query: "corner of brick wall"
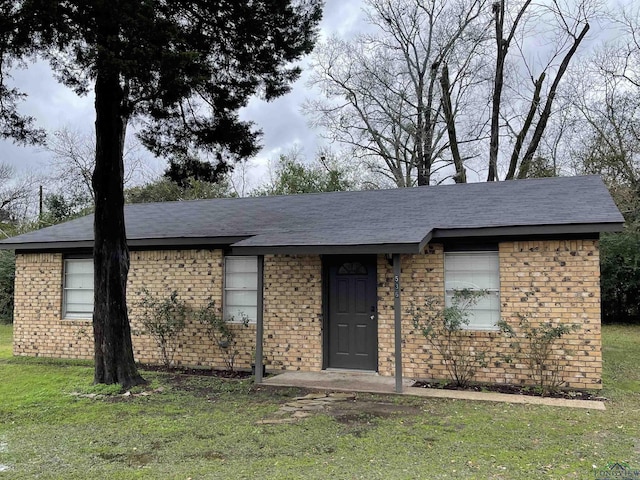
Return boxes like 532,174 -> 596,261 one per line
378,240 -> 602,390
13,253 -> 93,359
498,240 -> 601,389
263,254 -> 323,371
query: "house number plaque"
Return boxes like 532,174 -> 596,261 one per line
394,274 -> 399,298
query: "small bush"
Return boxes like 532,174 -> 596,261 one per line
498,315 -> 580,395
410,289 -> 489,388
197,299 -> 249,372
137,289 -> 187,367
0,250 -> 15,324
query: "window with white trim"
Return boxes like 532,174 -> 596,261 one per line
224,256 -> 258,323
63,258 -> 94,319
444,251 -> 500,330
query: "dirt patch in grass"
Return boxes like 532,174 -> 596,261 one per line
325,398 -> 424,437
97,451 -> 153,467
155,372 -> 313,405
260,389 -> 425,430
412,381 -> 607,400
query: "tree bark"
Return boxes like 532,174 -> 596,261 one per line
440,63 -> 466,183
487,0 -> 505,182
488,0 -> 533,181
415,78 -> 427,186
91,12 -> 145,388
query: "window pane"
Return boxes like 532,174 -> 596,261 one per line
66,302 -> 93,313
225,306 -> 257,323
337,262 -> 368,275
65,259 -> 93,275
65,289 -> 93,305
64,272 -> 93,289
226,256 -> 258,274
225,290 -> 257,307
468,309 -> 497,329
64,259 -> 94,318
225,272 -> 258,289
446,253 -> 498,272
224,256 -> 258,323
444,251 -> 500,330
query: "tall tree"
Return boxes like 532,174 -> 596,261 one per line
305,0 -> 487,187
0,0 -> 322,387
486,0 -> 592,181
307,0 -> 596,185
0,162 -> 35,222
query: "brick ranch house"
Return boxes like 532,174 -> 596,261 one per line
0,175 -> 624,392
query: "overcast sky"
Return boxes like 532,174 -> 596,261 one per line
1,0 -> 628,194
0,0 -> 366,190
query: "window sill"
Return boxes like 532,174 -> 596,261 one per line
461,327 -> 500,333
61,317 -> 92,323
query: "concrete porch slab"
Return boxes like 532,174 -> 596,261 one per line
262,371 -> 414,394
260,371 -> 606,410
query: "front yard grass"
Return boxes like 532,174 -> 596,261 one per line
0,323 -> 638,479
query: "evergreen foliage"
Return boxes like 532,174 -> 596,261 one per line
254,154 -> 353,196
0,0 -> 322,386
0,250 -> 14,324
125,178 -> 236,204
600,231 -> 640,324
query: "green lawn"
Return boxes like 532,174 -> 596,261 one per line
0,324 -> 638,479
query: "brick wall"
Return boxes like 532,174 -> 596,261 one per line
13,249 -> 256,369
498,240 -> 601,389
13,253 -> 93,359
379,240 -> 602,389
126,249 -> 257,368
13,239 -> 602,388
377,245 -> 445,379
263,254 -> 323,371
12,250 -> 324,372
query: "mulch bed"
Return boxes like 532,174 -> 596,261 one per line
411,380 -> 607,401
140,364 -> 254,379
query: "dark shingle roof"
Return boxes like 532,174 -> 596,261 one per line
0,175 -> 624,253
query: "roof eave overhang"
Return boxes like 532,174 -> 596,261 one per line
3,236 -> 249,252
2,222 -> 624,253
229,242 -> 421,256
430,222 -> 624,239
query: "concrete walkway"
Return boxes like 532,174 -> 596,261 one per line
261,371 -> 606,410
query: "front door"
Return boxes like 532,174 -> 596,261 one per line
327,257 -> 377,370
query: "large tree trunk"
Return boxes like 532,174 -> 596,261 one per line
92,15 -> 145,388
487,0 -> 505,182
440,63 -> 466,183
